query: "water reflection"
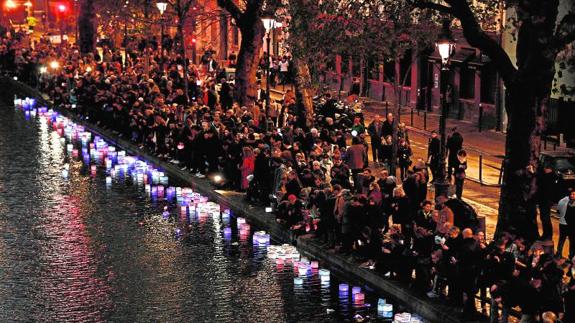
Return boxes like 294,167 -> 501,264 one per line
0,102 -> 420,322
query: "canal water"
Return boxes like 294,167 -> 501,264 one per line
0,102 -> 418,323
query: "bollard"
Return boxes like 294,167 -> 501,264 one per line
423,111 -> 427,130
498,160 -> 505,185
479,154 -> 483,185
410,108 -> 414,126
478,103 -> 483,132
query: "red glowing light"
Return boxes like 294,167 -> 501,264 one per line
57,4 -> 67,13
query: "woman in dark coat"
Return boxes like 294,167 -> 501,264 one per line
389,187 -> 412,238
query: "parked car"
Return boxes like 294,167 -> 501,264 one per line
539,150 -> 575,202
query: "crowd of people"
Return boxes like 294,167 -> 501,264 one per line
2,28 -> 575,322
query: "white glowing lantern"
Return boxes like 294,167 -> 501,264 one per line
156,1 -> 167,15
261,14 -> 277,32
436,20 -> 455,68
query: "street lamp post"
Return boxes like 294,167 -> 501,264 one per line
156,1 -> 167,53
261,13 -> 276,131
434,20 -> 455,200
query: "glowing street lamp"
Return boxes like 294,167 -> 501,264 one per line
5,0 -> 17,9
57,3 -> 67,13
436,26 -> 455,69
156,1 -> 167,15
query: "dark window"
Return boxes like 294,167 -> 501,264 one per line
368,58 -> 380,80
399,50 -> 412,86
384,59 -> 395,83
459,65 -> 475,99
352,57 -> 361,77
326,55 -> 336,72
341,55 -> 349,75
480,64 -> 496,104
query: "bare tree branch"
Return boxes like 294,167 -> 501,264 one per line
411,0 -> 453,15
217,0 -> 243,21
445,0 -> 517,86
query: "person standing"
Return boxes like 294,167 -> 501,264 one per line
345,136 -> 367,193
397,139 -> 412,180
240,146 -> 255,191
279,56 -> 290,85
565,190 -> 575,260
367,114 -> 384,165
446,127 -> 463,178
556,190 -> 575,257
382,113 -> 394,139
537,163 -> 558,240
453,150 -> 467,199
427,130 -> 441,183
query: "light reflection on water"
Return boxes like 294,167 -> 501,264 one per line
0,105 -> 410,322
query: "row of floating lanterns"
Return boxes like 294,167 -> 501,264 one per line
14,96 -> 424,323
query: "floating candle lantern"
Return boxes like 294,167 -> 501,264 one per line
354,292 -> 365,303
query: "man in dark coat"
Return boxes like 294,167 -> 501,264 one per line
367,114 -> 385,165
382,112 -> 394,139
458,228 -> 481,318
537,163 -> 558,240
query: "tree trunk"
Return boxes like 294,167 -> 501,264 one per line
293,57 -> 314,129
494,0 -> 558,241
77,0 -> 96,55
235,19 -> 264,106
495,81 -> 549,241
